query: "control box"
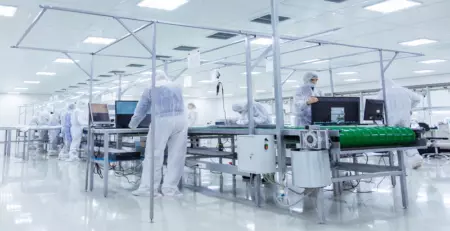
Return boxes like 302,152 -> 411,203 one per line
237,135 -> 276,174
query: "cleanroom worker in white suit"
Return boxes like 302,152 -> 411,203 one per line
294,72 -> 322,126
47,112 -> 61,156
187,103 -> 198,127
68,101 -> 88,162
59,103 -> 75,160
377,78 -> 424,169
232,102 -> 271,125
129,70 -> 188,197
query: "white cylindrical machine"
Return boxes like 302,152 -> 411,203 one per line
291,150 -> 332,188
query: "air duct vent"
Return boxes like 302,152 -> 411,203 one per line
207,32 -> 238,40
109,70 -> 126,74
127,63 -> 146,68
173,45 -> 199,51
98,75 -> 113,78
251,14 -> 290,25
324,0 -> 347,3
156,55 -> 172,59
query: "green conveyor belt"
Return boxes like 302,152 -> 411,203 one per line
285,126 -> 416,148
192,125 -> 417,148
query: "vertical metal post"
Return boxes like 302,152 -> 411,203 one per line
388,151 -> 396,186
85,55 -> 94,191
231,137 -> 237,196
329,68 -> 335,96
379,50 -> 389,125
397,150 -> 409,209
103,133 -> 109,197
244,36 -> 255,135
271,0 -> 286,180
426,87 -> 432,125
149,22 -> 157,223
118,75 -> 122,100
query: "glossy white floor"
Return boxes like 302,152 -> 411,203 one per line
1,155 -> 450,231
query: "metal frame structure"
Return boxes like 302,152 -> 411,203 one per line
12,0 -> 425,224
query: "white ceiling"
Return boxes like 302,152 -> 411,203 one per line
1,0 -> 450,100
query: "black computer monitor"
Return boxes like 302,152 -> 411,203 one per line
89,103 -> 110,125
311,97 -> 360,125
364,99 -> 384,121
115,101 -> 151,128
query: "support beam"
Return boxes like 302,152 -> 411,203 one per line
383,52 -> 399,73
281,70 -> 296,86
251,45 -> 272,72
244,36 -> 255,135
115,18 -> 154,56
329,69 -> 335,96
15,9 -> 47,46
284,50 -> 375,68
271,0 -> 286,182
379,50 -> 389,125
64,53 -> 91,78
94,22 -> 153,54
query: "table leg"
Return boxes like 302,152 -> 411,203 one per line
7,130 -> 12,157
389,151 -> 397,187
3,130 -> 7,156
219,157 -> 224,193
231,138 -> 236,196
103,134 -> 110,197
397,150 -> 409,209
254,174 -> 262,207
316,188 -> 326,224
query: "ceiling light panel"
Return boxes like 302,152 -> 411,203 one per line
364,0 -> 421,14
414,70 -> 435,74
251,14 -> 290,25
14,87 -> 28,90
344,78 -> 361,82
36,72 -> 56,76
0,5 -> 17,17
207,32 -> 238,40
399,39 -> 437,47
138,0 -> 188,11
54,58 -> 78,64
419,59 -> 447,64
24,81 -> 40,84
337,71 -> 358,75
83,37 -> 116,45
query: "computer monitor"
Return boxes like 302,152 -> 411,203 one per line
89,103 -> 111,125
115,101 -> 151,128
364,99 -> 384,121
311,97 -> 360,125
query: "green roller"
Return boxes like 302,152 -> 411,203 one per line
325,126 -> 416,148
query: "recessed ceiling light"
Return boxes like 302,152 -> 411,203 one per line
419,59 -> 447,64
399,39 -> 437,47
256,90 -> 267,93
414,70 -> 435,74
36,72 -> 56,76
137,0 -> 188,11
312,60 -> 330,64
141,71 -> 153,75
111,86 -> 119,89
241,72 -> 261,75
198,80 -> 214,83
24,81 -> 40,84
344,78 -> 361,82
14,87 -> 28,90
138,78 -> 151,83
54,58 -> 79,64
0,5 -> 17,17
251,38 -> 273,46
302,59 -> 320,63
240,86 -> 248,89
224,94 -> 233,97
123,94 -> 133,97
83,37 -> 116,45
337,71 -> 358,75
113,80 -> 130,84
7,92 -> 20,94
94,86 -> 106,89
364,0 -> 421,14
285,80 -> 297,83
